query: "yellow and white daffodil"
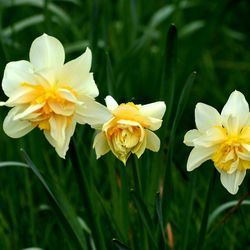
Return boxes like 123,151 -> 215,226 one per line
184,90 -> 250,194
0,34 -> 110,158
93,95 -> 166,164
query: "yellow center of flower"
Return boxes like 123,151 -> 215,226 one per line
103,102 -> 148,164
212,126 -> 250,171
22,83 -> 77,130
112,102 -> 150,128
109,125 -> 140,149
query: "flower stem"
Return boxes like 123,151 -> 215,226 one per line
181,172 -> 197,250
69,138 -> 107,250
131,156 -> 142,195
195,168 -> 217,250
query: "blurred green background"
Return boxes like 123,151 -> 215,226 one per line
0,0 -> 250,249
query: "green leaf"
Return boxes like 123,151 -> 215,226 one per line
20,248 -> 45,250
195,169 -> 217,250
68,139 -> 107,250
2,0 -> 71,24
2,15 -> 44,36
179,20 -> 205,38
162,71 -> 197,219
170,71 -> 197,130
0,161 -> 28,168
160,24 -> 177,122
155,192 -> 166,249
106,51 -> 115,96
222,26 -> 246,41
112,238 -> 130,250
65,41 -> 89,54
208,200 -> 250,229
77,216 -> 91,234
130,189 -> 157,248
148,5 -> 175,29
95,190 -> 125,242
181,173 -> 197,250
21,149 -> 88,250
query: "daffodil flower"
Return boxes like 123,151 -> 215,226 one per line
0,34 -> 110,158
93,95 -> 166,164
184,90 -> 250,194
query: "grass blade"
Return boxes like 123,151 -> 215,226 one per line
195,168 -> 217,250
155,192 -> 166,249
130,189 -> 157,249
162,71 -> 197,220
21,149 -> 88,250
106,51 -> 115,96
0,161 -> 28,168
20,248 -> 45,250
2,0 -> 72,24
160,24 -> 177,123
2,15 -> 44,36
181,173 -> 197,250
208,200 -> 250,229
68,139 -> 107,250
112,238 -> 130,250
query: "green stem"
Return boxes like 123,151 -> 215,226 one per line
195,168 -> 217,250
24,170 -> 36,245
69,139 -> 107,250
119,164 -> 129,242
181,173 -> 197,250
131,157 -> 141,195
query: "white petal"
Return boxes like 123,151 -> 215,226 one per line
221,90 -> 249,131
184,129 -> 202,146
134,136 -> 147,158
147,117 -> 163,131
35,68 -> 57,86
227,159 -> 239,174
30,34 -> 65,71
145,130 -> 160,152
105,95 -> 118,111
195,103 -> 222,132
237,151 -> 250,161
58,48 -> 98,98
220,170 -> 246,195
245,114 -> 250,126
48,101 -> 75,116
2,60 -> 36,97
140,101 -> 166,120
222,115 -> 239,135
13,104 -> 44,120
224,150 -> 236,162
187,146 -> 216,171
1,87 -> 36,107
48,89 -> 78,116
117,119 -> 141,127
193,127 -> 226,147
3,107 -> 34,138
93,132 -> 110,158
58,89 -> 80,104
44,121 -> 76,158
242,143 -> 250,152
75,97 -> 112,129
49,116 -> 67,148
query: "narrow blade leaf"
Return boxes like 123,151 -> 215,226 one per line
21,149 -> 87,250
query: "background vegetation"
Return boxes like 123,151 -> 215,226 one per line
0,0 -> 250,249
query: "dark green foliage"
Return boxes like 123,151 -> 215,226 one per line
0,0 -> 250,249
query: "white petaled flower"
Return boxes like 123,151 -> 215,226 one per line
93,95 -> 166,164
0,34 -> 110,158
184,90 -> 250,194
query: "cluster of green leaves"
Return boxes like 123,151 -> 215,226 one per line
0,0 -> 250,249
